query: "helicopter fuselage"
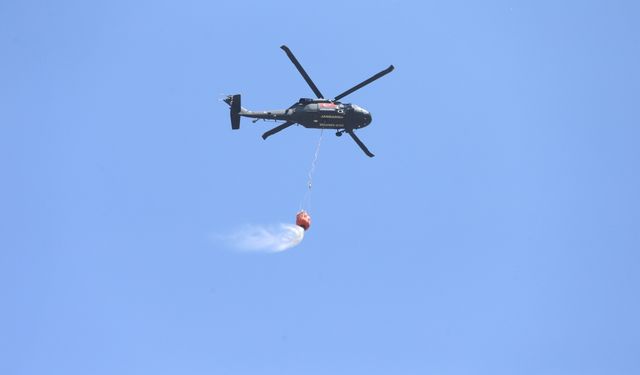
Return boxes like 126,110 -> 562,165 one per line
240,98 -> 372,131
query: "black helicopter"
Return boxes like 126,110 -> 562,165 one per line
224,45 -> 393,157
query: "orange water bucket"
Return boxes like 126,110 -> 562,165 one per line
296,210 -> 311,231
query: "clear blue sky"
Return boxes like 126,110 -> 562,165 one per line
2,1 -> 640,374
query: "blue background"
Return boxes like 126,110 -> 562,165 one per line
2,1 -> 640,374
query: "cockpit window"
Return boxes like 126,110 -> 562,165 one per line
351,104 -> 368,114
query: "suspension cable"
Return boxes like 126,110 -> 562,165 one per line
300,129 -> 324,212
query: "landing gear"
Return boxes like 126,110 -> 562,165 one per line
336,130 -> 344,137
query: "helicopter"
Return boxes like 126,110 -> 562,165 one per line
224,45 -> 394,157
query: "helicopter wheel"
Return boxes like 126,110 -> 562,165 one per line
336,131 -> 343,137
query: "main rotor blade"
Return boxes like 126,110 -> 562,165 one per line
346,130 -> 375,157
262,121 -> 294,140
333,65 -> 394,101
280,45 -> 324,99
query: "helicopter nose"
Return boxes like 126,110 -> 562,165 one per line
364,112 -> 372,126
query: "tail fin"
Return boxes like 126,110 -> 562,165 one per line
223,94 -> 241,129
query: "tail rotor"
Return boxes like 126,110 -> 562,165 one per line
223,94 -> 241,129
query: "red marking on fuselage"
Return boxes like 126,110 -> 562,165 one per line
319,103 -> 337,108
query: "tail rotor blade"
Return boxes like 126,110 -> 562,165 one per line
334,65 -> 394,101
262,121 -> 295,140
347,130 -> 375,157
281,45 -> 324,99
